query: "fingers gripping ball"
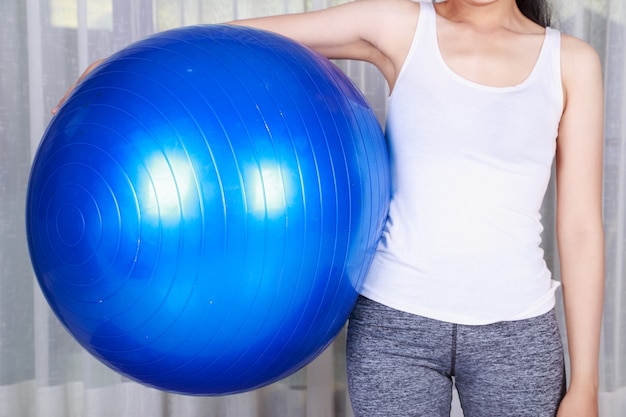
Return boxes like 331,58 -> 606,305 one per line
26,25 -> 390,395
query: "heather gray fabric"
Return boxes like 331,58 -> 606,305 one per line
346,296 -> 565,417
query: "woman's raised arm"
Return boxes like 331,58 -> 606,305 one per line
228,0 -> 418,80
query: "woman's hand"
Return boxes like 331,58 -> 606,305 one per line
52,58 -> 105,114
557,386 -> 599,417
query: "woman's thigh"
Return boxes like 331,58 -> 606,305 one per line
454,310 -> 566,417
346,297 -> 455,417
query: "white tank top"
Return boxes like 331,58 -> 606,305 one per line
361,1 -> 563,325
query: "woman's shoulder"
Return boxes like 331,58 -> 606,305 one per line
352,0 -> 421,23
559,33 -> 603,103
560,33 -> 601,64
351,0 -> 422,86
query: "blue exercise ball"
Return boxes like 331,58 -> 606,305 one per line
26,24 -> 389,395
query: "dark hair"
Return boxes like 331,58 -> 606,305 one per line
516,0 -> 552,28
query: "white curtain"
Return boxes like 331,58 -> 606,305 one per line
0,1 -> 623,416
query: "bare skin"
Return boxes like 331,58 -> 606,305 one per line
53,1 -> 605,415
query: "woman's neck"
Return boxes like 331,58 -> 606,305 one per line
434,0 -> 529,32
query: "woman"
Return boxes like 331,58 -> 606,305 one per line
55,1 -> 605,416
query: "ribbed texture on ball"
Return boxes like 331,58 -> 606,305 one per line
26,25 -> 390,395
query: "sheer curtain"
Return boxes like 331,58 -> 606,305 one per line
0,0 -> 623,416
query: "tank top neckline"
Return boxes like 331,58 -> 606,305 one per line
424,1 -> 554,93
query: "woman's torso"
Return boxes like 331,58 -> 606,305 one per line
361,1 -> 564,325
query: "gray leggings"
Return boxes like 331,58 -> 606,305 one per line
346,296 -> 565,417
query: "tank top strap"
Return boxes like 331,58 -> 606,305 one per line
390,1 -> 435,99
540,27 -> 564,105
417,1 -> 436,40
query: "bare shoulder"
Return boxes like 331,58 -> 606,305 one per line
314,0 -> 421,83
354,0 -> 421,81
352,0 -> 420,14
561,34 -> 602,72
560,33 -> 603,103
351,0 -> 420,36
557,33 -> 604,153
